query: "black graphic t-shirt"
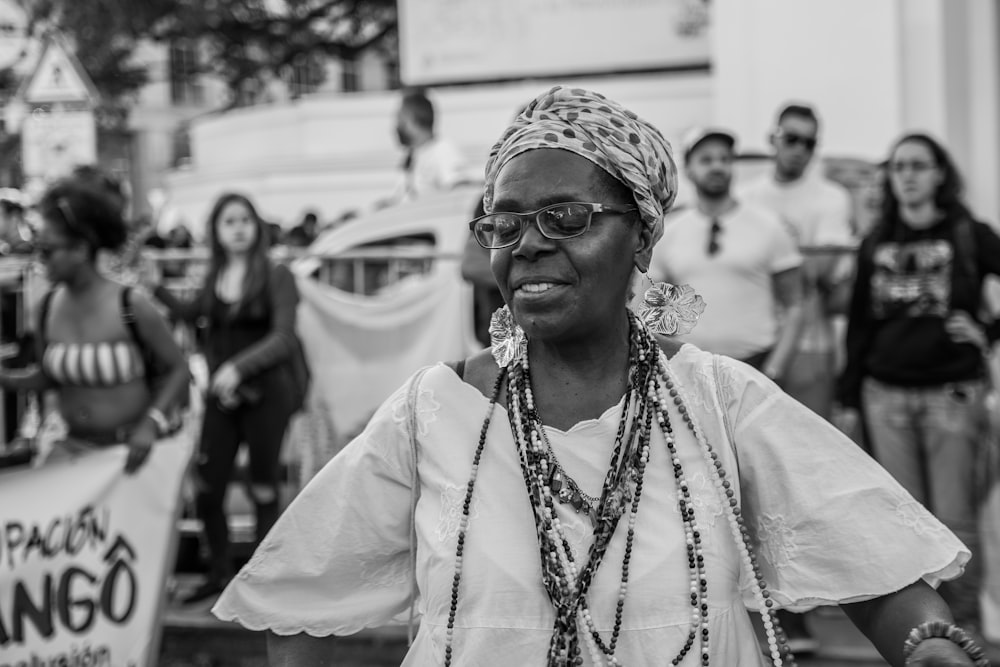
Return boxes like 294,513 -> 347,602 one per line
838,217 -> 1000,407
870,239 -> 953,320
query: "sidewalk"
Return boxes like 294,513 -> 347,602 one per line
161,581 -> 1000,666
160,584 -> 883,666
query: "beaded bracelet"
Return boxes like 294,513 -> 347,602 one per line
901,620 -> 990,666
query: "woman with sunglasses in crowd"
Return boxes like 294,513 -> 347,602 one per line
214,87 -> 985,666
0,178 -> 190,472
147,192 -> 304,605
838,132 -> 1000,640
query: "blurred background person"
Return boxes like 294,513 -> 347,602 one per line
284,211 -> 320,248
650,127 -> 804,380
148,192 -> 303,605
334,88 -> 470,226
0,177 -> 190,471
377,87 -> 469,208
0,191 -> 31,256
740,103 -> 856,421
838,132 -> 1000,637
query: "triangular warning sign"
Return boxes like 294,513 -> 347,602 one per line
20,38 -> 99,105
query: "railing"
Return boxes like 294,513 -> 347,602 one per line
0,243 -> 857,446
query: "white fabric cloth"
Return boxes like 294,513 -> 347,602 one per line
214,345 -> 968,666
287,186 -> 480,464
739,175 -> 855,354
651,204 -> 802,358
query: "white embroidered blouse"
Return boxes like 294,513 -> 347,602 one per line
213,345 -> 968,666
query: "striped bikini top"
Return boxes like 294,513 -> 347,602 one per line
42,340 -> 147,387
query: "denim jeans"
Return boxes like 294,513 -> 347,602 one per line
862,377 -> 986,627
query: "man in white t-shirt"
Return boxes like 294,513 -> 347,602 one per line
651,127 -> 804,381
376,88 -> 469,209
739,104 -> 855,421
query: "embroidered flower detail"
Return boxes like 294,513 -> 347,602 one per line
436,484 -> 481,542
894,499 -> 948,538
489,305 -> 526,367
637,282 -> 706,336
756,513 -> 798,569
686,473 -> 725,528
392,385 -> 441,438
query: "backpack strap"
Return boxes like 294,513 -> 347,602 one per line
952,216 -> 979,284
119,286 -> 140,341
37,289 -> 55,344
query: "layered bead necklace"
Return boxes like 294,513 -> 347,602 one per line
442,313 -> 796,667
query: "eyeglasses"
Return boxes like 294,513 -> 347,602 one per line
776,131 -> 817,152
469,202 -> 638,250
889,160 -> 937,174
707,218 -> 722,255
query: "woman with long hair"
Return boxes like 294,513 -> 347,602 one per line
839,132 -> 1000,635
0,177 -> 190,470
150,192 -> 302,605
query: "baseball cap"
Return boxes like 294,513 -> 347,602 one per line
681,127 -> 737,163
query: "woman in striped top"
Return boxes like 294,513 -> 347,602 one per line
0,177 -> 190,473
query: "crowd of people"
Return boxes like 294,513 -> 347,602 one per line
1,84 -> 999,666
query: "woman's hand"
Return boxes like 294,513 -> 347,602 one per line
906,637 -> 978,665
124,419 -> 157,475
945,311 -> 988,352
211,362 -> 242,400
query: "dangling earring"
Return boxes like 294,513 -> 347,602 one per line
635,274 -> 706,336
489,305 -> 526,368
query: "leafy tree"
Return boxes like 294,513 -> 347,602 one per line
16,0 -> 156,127
19,0 -> 399,112
151,0 -> 398,105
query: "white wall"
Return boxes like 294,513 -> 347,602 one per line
712,0 -> 903,161
712,0 -> 1000,224
164,72 -> 714,237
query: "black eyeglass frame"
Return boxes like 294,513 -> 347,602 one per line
469,201 -> 638,250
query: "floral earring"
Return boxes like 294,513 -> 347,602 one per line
489,305 -> 526,368
635,275 -> 706,336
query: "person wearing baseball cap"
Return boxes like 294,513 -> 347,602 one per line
681,126 -> 737,163
652,124 -> 806,379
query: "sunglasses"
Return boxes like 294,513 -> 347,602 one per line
777,131 -> 817,151
469,202 -> 637,250
707,218 -> 722,256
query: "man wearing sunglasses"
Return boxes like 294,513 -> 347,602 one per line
650,127 -> 803,380
740,103 -> 856,656
741,105 -> 855,416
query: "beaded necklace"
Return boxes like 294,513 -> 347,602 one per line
442,314 -> 796,667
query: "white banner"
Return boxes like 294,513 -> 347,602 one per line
287,188 -> 479,479
0,433 -> 193,667
398,0 -> 710,86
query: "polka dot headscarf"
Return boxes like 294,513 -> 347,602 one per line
484,85 -> 678,246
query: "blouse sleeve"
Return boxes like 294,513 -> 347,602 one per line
212,372 -> 421,636
716,356 -> 970,612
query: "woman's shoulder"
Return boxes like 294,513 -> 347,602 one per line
445,348 -> 501,400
